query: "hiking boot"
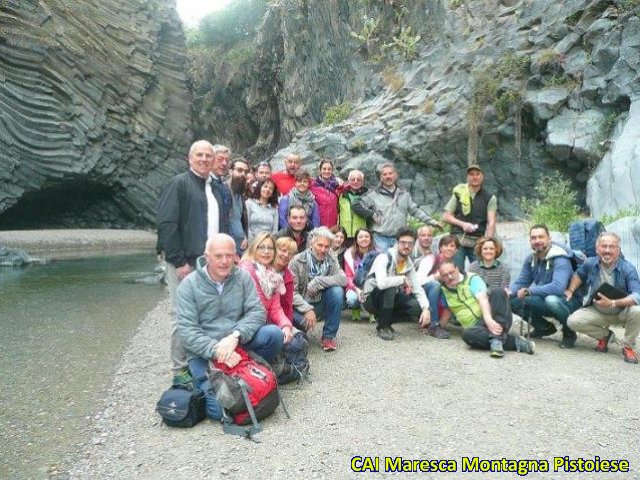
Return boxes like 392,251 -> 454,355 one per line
595,329 -> 614,353
530,323 -> 557,338
321,337 -> 337,351
515,336 -> 536,355
490,339 -> 505,358
622,346 -> 639,364
351,308 -> 361,321
427,324 -> 451,339
559,330 -> 577,349
376,327 -> 395,341
172,369 -> 192,385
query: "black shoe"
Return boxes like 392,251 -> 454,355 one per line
376,327 -> 395,341
530,324 -> 557,338
559,330 -> 577,349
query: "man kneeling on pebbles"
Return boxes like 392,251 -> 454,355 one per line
176,234 -> 283,419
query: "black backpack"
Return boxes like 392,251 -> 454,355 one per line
274,330 -> 310,385
156,379 -> 206,428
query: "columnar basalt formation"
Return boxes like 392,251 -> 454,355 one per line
0,0 -> 193,228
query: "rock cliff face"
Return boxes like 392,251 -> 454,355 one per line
0,0 -> 192,228
229,0 -> 640,218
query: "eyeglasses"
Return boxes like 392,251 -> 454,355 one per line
256,245 -> 275,252
398,240 -> 415,246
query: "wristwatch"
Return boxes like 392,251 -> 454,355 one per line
524,288 -> 531,297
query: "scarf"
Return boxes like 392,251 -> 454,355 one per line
313,176 -> 340,192
254,262 -> 285,298
288,188 -> 316,218
305,250 -> 331,278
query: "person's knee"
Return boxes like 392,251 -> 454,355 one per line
325,285 -> 344,302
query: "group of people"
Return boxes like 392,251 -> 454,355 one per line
156,140 -> 640,421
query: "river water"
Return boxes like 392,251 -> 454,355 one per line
0,253 -> 166,479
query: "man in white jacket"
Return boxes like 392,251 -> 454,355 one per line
362,227 -> 431,341
412,225 -> 450,339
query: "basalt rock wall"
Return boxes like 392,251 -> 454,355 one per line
0,0 -> 193,228
237,0 -> 640,219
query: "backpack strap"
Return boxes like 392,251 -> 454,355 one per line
220,379 -> 263,442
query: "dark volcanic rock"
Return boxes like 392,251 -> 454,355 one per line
0,0 -> 193,228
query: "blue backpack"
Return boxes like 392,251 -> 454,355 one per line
569,219 -> 605,258
353,251 -> 389,288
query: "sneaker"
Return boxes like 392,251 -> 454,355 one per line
559,330 -> 577,349
595,329 -> 614,353
376,327 -> 395,341
490,339 -> 505,358
351,308 -> 361,321
530,323 -> 557,338
427,324 -> 451,339
172,369 -> 192,385
321,337 -> 337,351
622,346 -> 639,364
515,336 -> 536,355
369,314 -> 377,324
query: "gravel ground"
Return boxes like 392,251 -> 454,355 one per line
67,298 -> 640,480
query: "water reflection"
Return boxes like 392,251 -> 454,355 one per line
0,253 -> 166,479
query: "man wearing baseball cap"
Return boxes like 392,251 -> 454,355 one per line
442,164 -> 497,271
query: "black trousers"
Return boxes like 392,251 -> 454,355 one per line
462,290 -> 518,350
364,286 -> 422,329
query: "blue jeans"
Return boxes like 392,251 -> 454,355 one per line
188,324 -> 283,420
422,281 -> 442,325
453,246 -> 476,272
373,234 -> 396,252
346,289 -> 361,309
510,294 -> 581,333
294,285 -> 344,339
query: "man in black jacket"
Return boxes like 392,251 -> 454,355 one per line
156,140 -> 215,382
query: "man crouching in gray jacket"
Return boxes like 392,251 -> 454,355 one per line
177,233 -> 283,420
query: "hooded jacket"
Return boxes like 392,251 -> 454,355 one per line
510,244 -> 575,298
176,256 -> 266,361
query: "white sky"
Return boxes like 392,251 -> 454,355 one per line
175,0 -> 233,26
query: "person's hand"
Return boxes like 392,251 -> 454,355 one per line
336,177 -> 344,186
564,289 -> 574,301
240,238 -> 248,250
485,317 -> 503,336
221,351 -> 242,368
516,288 -> 529,300
304,309 -> 317,331
215,333 -> 239,363
402,276 -> 413,295
594,293 -> 616,310
356,288 -> 364,302
462,222 -> 477,233
282,325 -> 294,344
176,263 -> 193,281
418,308 -> 431,329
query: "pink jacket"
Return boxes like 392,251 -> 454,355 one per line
238,261 -> 292,329
311,180 -> 339,227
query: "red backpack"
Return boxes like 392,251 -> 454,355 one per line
209,347 -> 284,438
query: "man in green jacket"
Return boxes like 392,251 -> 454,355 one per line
438,261 -> 535,358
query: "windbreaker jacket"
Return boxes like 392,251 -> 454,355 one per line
352,185 -> 437,236
176,256 -> 266,361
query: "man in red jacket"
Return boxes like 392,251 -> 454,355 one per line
271,153 -> 301,195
